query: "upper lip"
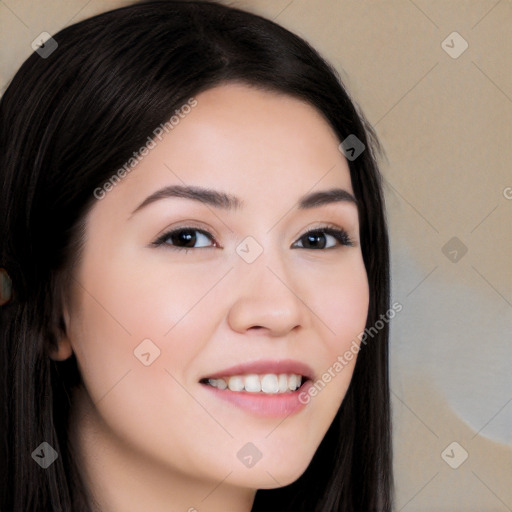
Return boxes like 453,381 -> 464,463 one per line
201,359 -> 315,381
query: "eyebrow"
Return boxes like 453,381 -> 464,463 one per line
129,184 -> 358,216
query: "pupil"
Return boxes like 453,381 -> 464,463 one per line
174,230 -> 196,247
307,232 -> 325,249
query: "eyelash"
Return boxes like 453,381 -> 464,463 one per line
152,224 -> 355,252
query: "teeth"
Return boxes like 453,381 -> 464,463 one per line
244,374 -> 261,393
227,376 -> 244,392
278,374 -> 289,393
261,374 -> 279,393
215,378 -> 227,390
207,373 -> 303,393
288,374 -> 299,391
207,378 -> 227,390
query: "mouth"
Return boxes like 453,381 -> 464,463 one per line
199,373 -> 310,394
198,360 -> 314,417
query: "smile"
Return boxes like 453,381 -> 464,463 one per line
201,373 -> 306,393
199,360 -> 314,417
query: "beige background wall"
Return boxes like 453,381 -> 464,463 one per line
1,1 -> 511,510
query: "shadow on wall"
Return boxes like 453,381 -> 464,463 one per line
392,371 -> 512,512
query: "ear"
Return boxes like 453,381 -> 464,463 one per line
48,306 -> 74,361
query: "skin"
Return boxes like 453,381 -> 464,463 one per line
51,83 -> 369,512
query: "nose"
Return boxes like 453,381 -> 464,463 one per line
227,246 -> 308,337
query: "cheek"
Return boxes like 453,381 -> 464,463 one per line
93,249 -> 229,339
68,249 -> 220,397
302,253 -> 368,405
67,256 -> 194,408
67,270 -> 222,477
304,253 -> 369,351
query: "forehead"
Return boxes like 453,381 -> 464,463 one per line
95,83 -> 353,220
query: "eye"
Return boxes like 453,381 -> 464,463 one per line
152,224 -> 355,252
292,226 -> 354,250
152,227 -> 217,252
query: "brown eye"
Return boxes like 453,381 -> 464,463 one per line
153,228 -> 216,250
293,227 -> 354,250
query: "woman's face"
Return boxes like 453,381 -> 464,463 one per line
59,83 -> 369,496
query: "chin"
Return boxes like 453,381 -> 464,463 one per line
236,455 -> 313,490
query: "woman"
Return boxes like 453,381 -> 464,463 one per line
0,1 -> 392,510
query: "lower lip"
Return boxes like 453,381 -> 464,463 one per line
201,380 -> 313,418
